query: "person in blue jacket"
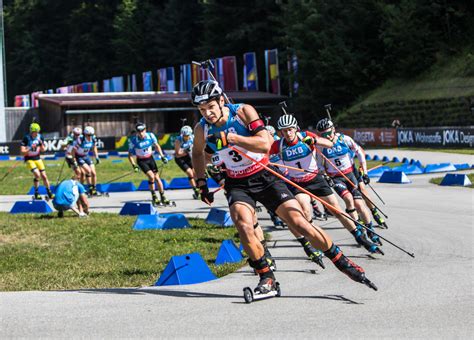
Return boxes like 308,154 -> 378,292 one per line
52,177 -> 90,218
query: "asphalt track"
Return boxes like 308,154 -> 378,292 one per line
1,150 -> 473,338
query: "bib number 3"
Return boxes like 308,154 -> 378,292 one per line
228,150 -> 242,162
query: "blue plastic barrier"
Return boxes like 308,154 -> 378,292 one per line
10,200 -> 53,214
98,154 -> 109,159
0,155 -> 10,161
205,208 -> 233,227
120,202 -> 157,216
414,160 -> 423,167
107,182 -> 136,192
55,151 -> 65,157
402,157 -> 409,164
377,170 -> 411,184
168,177 -> 192,190
215,240 -> 244,265
43,155 -> 57,160
392,157 -> 400,163
440,174 -> 472,187
137,179 -> 169,191
424,163 -> 457,173
372,155 -> 380,161
365,154 -> 371,161
409,159 -> 416,165
368,166 -> 391,178
133,213 -> 190,230
392,164 -> 424,175
27,185 -> 57,195
108,151 -> 119,156
119,152 -> 129,158
207,178 -> 220,188
154,252 -> 216,286
454,163 -> 470,170
382,156 -> 390,162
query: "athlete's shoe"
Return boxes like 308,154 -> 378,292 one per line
33,192 -> 42,200
263,243 -> 277,271
254,276 -> 276,294
302,241 -> 325,269
89,186 -> 98,196
57,210 -> 64,218
331,248 -> 366,283
269,210 -> 285,227
313,207 -> 327,220
152,195 -> 161,206
366,223 -> 382,245
47,189 -> 55,200
353,226 -> 384,254
192,189 -> 200,200
160,195 -> 171,206
324,207 -> 334,218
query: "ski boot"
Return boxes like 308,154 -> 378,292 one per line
32,192 -> 42,200
57,210 -> 64,218
46,188 -> 55,201
88,186 -> 98,197
192,187 -> 200,200
298,236 -> 325,269
312,200 -> 327,220
352,226 -> 384,255
160,194 -> 176,207
269,210 -> 285,228
324,206 -> 334,218
244,258 -> 281,303
152,194 -> 162,207
325,244 -> 378,291
372,208 -> 388,229
366,222 -> 382,246
262,240 -> 276,271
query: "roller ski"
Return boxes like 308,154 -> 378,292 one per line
151,194 -> 162,207
352,226 -> 384,255
311,200 -> 327,221
298,236 -> 325,269
158,193 -> 176,207
328,244 -> 378,291
372,208 -> 388,229
269,210 -> 285,228
366,223 -> 383,246
243,278 -> 281,304
192,189 -> 200,200
32,192 -> 43,201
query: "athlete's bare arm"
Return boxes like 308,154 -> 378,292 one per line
174,139 -> 186,158
154,142 -> 165,159
192,123 -> 207,180
226,104 -> 272,153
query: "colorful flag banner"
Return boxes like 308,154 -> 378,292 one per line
243,52 -> 258,91
287,52 -> 299,96
126,75 -> 137,92
46,89 -> 54,94
166,67 -> 176,91
179,64 -> 193,92
142,71 -> 153,91
191,63 -> 200,86
103,79 -> 111,92
158,68 -> 167,91
221,56 -> 238,91
56,86 -> 69,94
265,49 -> 280,95
92,82 -> 99,92
14,94 -> 30,107
111,76 -> 124,92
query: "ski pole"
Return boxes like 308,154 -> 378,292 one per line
55,157 -> 67,187
192,60 -> 233,104
268,162 -> 318,175
368,182 -> 386,205
368,161 -> 391,172
211,186 -> 224,194
102,170 -> 135,185
314,147 -> 389,218
0,160 -> 22,182
228,145 -> 415,258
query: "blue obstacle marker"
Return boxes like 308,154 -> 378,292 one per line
215,240 -> 244,265
378,170 -> 411,184
205,208 -> 233,227
120,202 -> 157,216
454,163 -> 470,170
392,164 -> 424,175
414,160 -> 423,167
207,178 -> 220,188
27,185 -> 57,195
409,159 -> 416,165
0,155 -> 10,161
15,156 -> 23,161
133,213 -> 190,230
43,155 -> 57,160
98,154 -> 109,159
368,166 -> 391,178
85,183 -> 110,193
137,179 -> 169,191
424,163 -> 457,173
440,174 -> 472,187
108,151 -> 119,156
365,154 -> 371,161
372,155 -> 380,161
10,200 -> 53,214
107,182 -> 136,192
401,157 -> 409,164
119,152 -> 129,158
382,156 -> 390,162
154,252 -> 216,286
55,151 -> 65,157
392,157 -> 400,163
168,177 -> 192,189
111,159 -> 123,164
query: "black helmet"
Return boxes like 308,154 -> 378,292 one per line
191,80 -> 223,106
316,118 -> 334,132
135,122 -> 146,131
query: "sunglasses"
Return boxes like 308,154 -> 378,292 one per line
321,130 -> 333,138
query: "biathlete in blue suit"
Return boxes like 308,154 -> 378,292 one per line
174,125 -> 200,199
191,79 -> 375,296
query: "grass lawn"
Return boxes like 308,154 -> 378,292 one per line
0,157 -> 186,195
0,212 -> 244,291
429,173 -> 474,188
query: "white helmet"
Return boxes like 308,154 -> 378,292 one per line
277,114 -> 298,130
84,126 -> 95,135
72,127 -> 82,135
265,125 -> 276,135
180,125 -> 193,136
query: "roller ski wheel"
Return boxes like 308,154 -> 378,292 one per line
161,200 -> 176,207
192,192 -> 200,200
362,277 -> 378,291
243,281 -> 280,304
32,194 -> 43,201
303,243 -> 325,269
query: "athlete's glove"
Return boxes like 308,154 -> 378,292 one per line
302,136 -> 316,146
133,165 -> 139,173
207,131 -> 228,150
362,174 -> 370,185
161,156 -> 168,164
206,164 -> 220,175
95,157 -> 101,165
323,174 -> 335,187
198,184 -> 214,205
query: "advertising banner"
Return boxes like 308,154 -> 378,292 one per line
338,128 -> 397,147
397,127 -> 473,148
